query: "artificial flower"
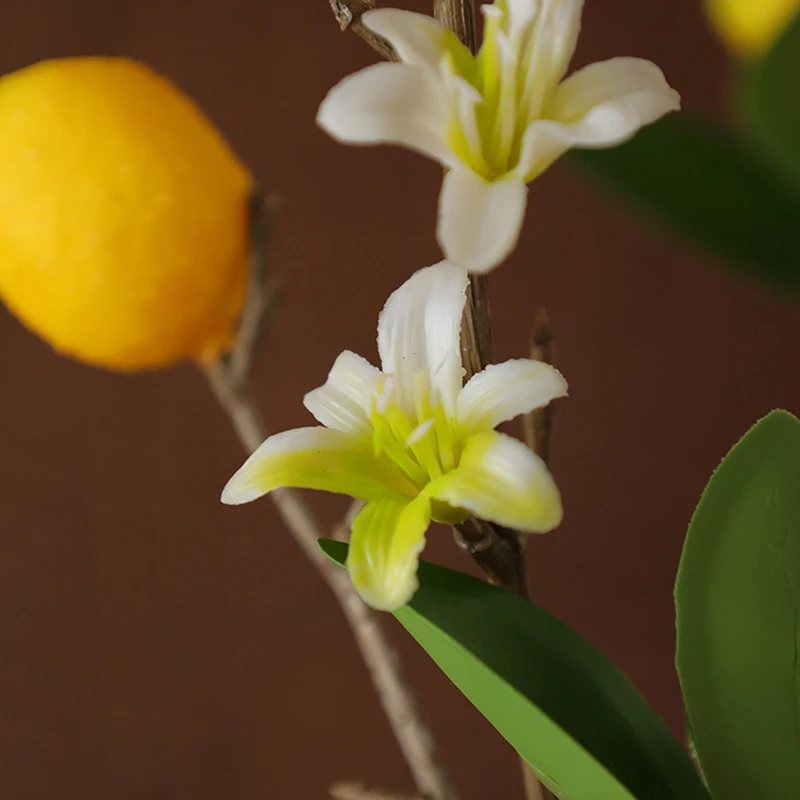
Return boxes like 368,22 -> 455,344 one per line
222,262 -> 566,610
317,0 -> 680,273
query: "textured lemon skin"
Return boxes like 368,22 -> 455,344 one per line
705,0 -> 798,56
0,57 -> 251,370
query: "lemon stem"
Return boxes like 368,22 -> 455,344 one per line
202,188 -> 457,800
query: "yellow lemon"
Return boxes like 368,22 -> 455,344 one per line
0,57 -> 251,371
705,0 -> 799,57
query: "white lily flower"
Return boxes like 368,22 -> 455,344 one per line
317,0 -> 681,273
222,263 -> 566,611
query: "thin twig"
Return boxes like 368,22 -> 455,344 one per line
205,189 -> 458,800
227,192 -> 283,388
329,0 -> 398,61
523,307 -> 556,464
429,0 -> 492,384
459,274 -> 494,382
433,0 -> 476,47
331,781 -> 422,800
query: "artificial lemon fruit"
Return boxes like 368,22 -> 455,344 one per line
0,57 -> 251,370
705,0 -> 798,57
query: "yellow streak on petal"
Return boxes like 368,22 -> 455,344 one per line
426,430 -> 563,533
222,428 -> 417,505
347,494 -> 432,611
371,410 -> 428,488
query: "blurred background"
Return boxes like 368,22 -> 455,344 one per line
2,0 -> 799,797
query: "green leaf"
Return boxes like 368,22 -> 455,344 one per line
746,12 -> 800,187
571,116 -> 800,299
675,410 -> 800,800
320,540 -> 709,800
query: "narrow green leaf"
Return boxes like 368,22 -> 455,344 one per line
747,13 -> 800,186
320,540 -> 709,800
571,116 -> 800,298
676,410 -> 800,800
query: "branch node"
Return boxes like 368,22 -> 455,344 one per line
330,0 -> 356,30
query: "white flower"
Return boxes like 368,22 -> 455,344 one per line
222,263 -> 567,611
317,0 -> 681,274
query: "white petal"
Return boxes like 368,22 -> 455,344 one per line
221,427 -> 416,505
437,168 -> 528,274
518,0 -> 584,120
506,0 -> 540,42
439,62 -> 490,175
347,494 -> 432,611
426,431 -> 562,533
543,0 -> 584,84
303,350 -> 381,435
518,57 -> 680,180
363,9 -> 452,69
377,262 -> 468,417
317,62 -> 456,167
553,57 -> 681,128
486,29 -> 519,169
457,359 -> 568,433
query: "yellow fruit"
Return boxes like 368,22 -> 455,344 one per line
0,57 -> 251,371
705,0 -> 799,57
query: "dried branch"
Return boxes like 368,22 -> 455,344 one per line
331,781 -> 422,800
204,189 -> 458,800
433,0 -> 476,48
329,0 -> 398,61
523,307 -> 557,464
453,517 -> 529,599
459,273 -> 494,382
226,192 -> 283,389
428,0 -> 493,385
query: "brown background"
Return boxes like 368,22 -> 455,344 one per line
2,1 -> 800,798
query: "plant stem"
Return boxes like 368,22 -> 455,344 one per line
205,190 -> 458,800
431,5 -> 552,799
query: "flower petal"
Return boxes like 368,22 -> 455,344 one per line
377,262 -> 468,417
317,62 -> 456,167
518,0 -> 584,120
541,0 -> 584,84
347,494 -> 432,611
221,427 -> 416,505
457,359 -> 568,433
505,0 -> 540,43
363,9 -> 461,69
437,168 -> 528,274
552,57 -> 681,129
519,57 -> 680,180
426,431 -> 562,533
440,59 -> 493,176
304,350 -> 381,435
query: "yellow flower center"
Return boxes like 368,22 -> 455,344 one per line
368,373 -> 468,514
443,1 -> 561,180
